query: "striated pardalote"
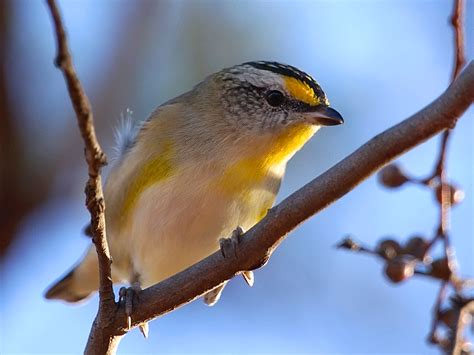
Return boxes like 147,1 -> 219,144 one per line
45,61 -> 343,309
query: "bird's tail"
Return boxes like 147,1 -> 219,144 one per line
45,246 -> 99,303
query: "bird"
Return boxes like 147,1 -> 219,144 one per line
45,61 -> 343,312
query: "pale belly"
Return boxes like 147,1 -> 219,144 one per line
110,169 -> 279,287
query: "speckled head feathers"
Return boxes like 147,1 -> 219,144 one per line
242,61 -> 328,106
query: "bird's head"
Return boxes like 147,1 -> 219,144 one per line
210,61 -> 343,135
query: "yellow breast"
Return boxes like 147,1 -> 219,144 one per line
219,123 -> 317,195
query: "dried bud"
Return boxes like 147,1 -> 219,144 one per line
378,164 -> 408,188
404,235 -> 429,260
435,183 -> 465,206
439,308 -> 457,329
429,258 -> 452,281
336,237 -> 361,251
377,238 -> 402,259
384,256 -> 415,283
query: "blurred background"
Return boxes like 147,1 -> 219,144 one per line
0,0 -> 473,353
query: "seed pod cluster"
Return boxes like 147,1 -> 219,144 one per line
359,131 -> 469,353
377,164 -> 465,211
371,235 -> 458,285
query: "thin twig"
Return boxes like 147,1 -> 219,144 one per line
451,0 -> 466,81
421,0 -> 465,186
438,0 -> 466,238
425,1 -> 468,352
45,0 -> 118,352
428,282 -> 448,343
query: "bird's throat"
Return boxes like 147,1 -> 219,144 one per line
218,123 -> 318,195
264,123 -> 318,166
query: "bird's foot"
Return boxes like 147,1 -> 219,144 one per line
219,226 -> 244,259
219,227 -> 255,287
118,282 -> 149,338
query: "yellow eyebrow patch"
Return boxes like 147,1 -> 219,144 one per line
283,76 -> 320,106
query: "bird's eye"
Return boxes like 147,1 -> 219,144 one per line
265,90 -> 285,107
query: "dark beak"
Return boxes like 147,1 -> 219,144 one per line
304,106 -> 344,126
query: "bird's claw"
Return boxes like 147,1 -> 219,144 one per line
219,227 -> 255,287
241,270 -> 254,287
203,282 -> 227,306
138,322 -> 149,339
118,283 -> 149,338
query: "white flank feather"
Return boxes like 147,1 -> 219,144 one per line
113,108 -> 143,161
